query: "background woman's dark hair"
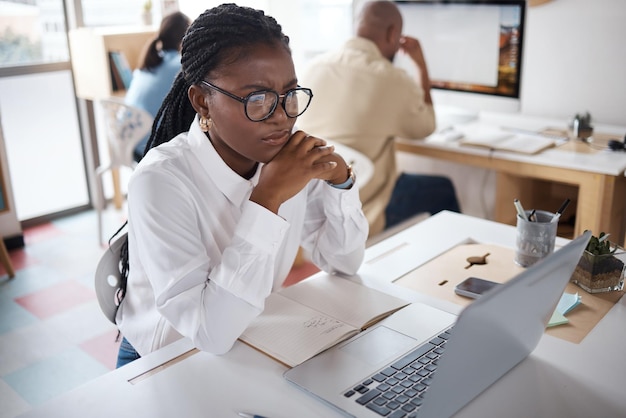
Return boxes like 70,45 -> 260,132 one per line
113,4 -> 291,312
138,11 -> 191,71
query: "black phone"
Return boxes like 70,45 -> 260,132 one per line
454,277 -> 500,299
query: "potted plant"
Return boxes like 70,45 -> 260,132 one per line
571,232 -> 626,293
570,111 -> 593,140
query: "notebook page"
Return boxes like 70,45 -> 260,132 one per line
239,292 -> 358,367
279,275 -> 409,330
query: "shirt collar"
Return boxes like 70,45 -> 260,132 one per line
188,115 -> 262,206
345,37 -> 385,60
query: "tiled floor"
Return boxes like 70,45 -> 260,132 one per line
0,207 -> 318,418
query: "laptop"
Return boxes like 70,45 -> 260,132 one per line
284,231 -> 590,418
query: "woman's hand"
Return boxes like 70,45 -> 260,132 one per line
312,149 -> 350,185
250,130 -> 348,213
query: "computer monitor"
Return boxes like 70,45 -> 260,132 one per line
393,0 -> 526,126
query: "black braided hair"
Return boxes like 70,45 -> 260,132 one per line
113,4 -> 291,317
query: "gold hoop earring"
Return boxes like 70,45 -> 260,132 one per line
199,115 -> 212,132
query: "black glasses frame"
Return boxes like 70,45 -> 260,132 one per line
201,81 -> 313,122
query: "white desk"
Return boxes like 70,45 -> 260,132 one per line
396,111 -> 626,245
19,211 -> 626,418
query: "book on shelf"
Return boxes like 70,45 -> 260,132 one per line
458,125 -> 556,155
108,50 -> 133,91
239,274 -> 410,368
108,54 -> 124,91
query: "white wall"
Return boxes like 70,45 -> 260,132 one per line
399,0 -> 626,219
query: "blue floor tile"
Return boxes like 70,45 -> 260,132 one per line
4,346 -> 110,406
0,298 -> 38,335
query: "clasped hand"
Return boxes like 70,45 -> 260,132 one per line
250,130 -> 350,214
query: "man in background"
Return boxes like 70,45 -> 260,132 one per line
297,0 -> 459,237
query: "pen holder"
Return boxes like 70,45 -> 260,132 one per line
515,210 -> 558,268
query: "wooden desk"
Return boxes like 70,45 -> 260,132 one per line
396,112 -> 626,245
17,211 -> 626,418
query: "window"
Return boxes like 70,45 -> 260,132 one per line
0,0 -> 87,222
80,0 -> 147,27
0,0 -> 69,67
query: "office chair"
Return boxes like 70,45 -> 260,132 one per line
94,232 -> 127,324
96,98 -> 152,244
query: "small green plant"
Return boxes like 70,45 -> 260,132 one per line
585,232 -> 616,255
143,0 -> 152,12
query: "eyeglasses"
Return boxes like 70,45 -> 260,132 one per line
201,81 -> 313,122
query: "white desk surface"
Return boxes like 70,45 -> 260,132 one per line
398,111 -> 626,176
19,211 -> 626,418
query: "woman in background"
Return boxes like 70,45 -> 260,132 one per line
124,11 -> 191,161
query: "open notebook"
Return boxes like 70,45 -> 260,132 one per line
457,124 -> 557,154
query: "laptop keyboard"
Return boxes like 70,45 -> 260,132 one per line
343,328 -> 453,417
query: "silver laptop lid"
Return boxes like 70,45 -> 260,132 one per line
418,230 -> 591,418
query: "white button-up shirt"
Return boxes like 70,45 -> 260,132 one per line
117,116 -> 369,356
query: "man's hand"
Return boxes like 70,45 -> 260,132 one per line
400,35 -> 433,105
400,35 -> 427,68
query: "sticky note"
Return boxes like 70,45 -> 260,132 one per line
548,292 -> 582,327
547,310 -> 569,327
556,292 -> 581,315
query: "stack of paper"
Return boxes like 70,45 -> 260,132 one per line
548,292 -> 582,327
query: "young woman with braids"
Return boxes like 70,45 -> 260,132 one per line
124,11 -> 191,162
114,4 -> 368,368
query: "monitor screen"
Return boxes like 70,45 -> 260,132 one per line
393,0 -> 526,122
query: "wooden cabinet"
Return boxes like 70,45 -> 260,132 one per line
69,26 -> 156,100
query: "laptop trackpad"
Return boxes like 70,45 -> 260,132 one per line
339,326 -> 416,366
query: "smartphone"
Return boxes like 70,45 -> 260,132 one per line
454,277 -> 501,299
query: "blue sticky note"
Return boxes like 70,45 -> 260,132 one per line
556,292 -> 581,315
548,292 -> 582,327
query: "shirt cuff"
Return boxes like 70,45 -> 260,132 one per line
235,200 -> 289,251
323,182 -> 363,218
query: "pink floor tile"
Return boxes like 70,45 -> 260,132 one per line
23,222 -> 64,245
15,280 -> 96,319
80,329 -> 121,370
